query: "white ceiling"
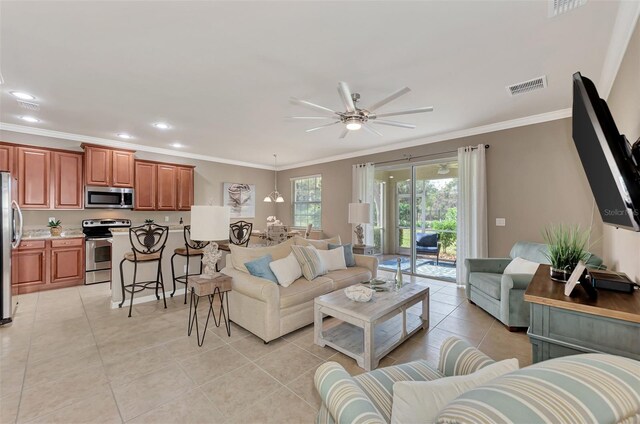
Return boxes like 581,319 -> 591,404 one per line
0,1 -> 637,169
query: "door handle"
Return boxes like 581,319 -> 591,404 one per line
11,200 -> 23,249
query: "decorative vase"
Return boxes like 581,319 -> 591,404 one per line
50,226 -> 62,237
550,267 -> 572,283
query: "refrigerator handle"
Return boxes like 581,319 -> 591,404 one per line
11,200 -> 23,249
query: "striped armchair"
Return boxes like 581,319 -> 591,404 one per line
314,337 -> 494,424
315,337 -> 640,424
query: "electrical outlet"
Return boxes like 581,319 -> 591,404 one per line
164,216 -> 169,222
184,265 -> 187,274
496,218 -> 506,227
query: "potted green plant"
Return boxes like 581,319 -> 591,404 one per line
47,219 -> 62,237
542,224 -> 590,282
144,218 -> 154,224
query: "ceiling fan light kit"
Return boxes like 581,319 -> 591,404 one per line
291,81 -> 434,138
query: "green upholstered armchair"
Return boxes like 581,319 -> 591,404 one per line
465,241 -> 603,330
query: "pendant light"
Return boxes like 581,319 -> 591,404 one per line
264,154 -> 284,203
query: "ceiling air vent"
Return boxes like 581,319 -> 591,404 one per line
507,75 -> 547,96
17,100 -> 40,111
549,0 -> 587,17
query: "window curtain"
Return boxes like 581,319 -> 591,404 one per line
456,144 -> 488,287
352,163 -> 375,245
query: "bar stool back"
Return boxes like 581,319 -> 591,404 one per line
229,221 -> 252,247
171,225 -> 209,304
119,223 -> 169,317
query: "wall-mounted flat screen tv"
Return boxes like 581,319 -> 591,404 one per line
572,72 -> 640,231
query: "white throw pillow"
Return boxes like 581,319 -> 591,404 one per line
503,257 -> 540,275
268,253 -> 302,287
316,246 -> 347,272
390,358 -> 519,424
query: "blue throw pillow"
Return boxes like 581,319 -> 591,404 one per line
328,243 -> 356,267
244,254 -> 278,283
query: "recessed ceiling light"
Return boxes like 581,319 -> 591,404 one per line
20,116 -> 40,123
171,142 -> 183,148
153,122 -> 171,130
10,91 -> 36,100
117,133 -> 132,139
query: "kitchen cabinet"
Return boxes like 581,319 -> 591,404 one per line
53,151 -> 83,209
50,238 -> 84,285
157,164 -> 177,210
17,146 -> 51,209
0,144 -> 14,175
134,160 -> 157,210
12,240 -> 48,293
12,238 -> 85,294
177,166 -> 194,211
84,145 -> 111,186
111,150 -> 135,188
83,145 -> 135,187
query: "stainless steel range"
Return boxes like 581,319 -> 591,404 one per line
82,219 -> 131,285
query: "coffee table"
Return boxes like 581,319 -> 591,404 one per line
314,283 -> 429,371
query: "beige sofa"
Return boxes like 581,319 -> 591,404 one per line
221,236 -> 378,343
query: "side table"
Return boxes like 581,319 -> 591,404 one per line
187,273 -> 232,346
353,245 -> 376,255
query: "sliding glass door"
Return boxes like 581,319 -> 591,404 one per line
376,159 -> 458,282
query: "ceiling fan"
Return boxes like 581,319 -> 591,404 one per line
290,82 -> 433,138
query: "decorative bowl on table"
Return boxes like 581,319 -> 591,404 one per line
344,285 -> 374,302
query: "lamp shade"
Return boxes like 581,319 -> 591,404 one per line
348,202 -> 371,224
190,205 -> 230,241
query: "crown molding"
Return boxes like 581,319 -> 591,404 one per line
277,108 -> 572,170
0,122 -> 275,170
599,0 -> 640,100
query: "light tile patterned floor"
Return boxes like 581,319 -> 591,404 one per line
0,271 -> 531,423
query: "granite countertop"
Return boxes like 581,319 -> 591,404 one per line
22,228 -> 85,240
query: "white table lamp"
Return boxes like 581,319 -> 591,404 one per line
190,205 -> 230,278
348,202 -> 371,247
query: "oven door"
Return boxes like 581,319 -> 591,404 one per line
86,238 -> 112,271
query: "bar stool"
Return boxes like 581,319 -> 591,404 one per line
119,223 -> 169,317
171,225 -> 209,304
229,221 -> 252,247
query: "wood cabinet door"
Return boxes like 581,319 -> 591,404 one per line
53,151 -> 83,209
134,161 -> 157,210
17,147 -> 51,209
177,167 -> 194,211
112,150 -> 135,188
0,144 -> 14,175
13,248 -> 47,291
50,244 -> 84,284
157,164 -> 177,210
84,146 -> 111,186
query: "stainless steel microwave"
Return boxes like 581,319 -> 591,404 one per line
85,186 -> 134,209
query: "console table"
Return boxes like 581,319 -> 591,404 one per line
524,264 -> 640,362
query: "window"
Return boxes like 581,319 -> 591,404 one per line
292,175 -> 322,228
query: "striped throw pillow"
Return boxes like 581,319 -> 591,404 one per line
291,245 -> 326,281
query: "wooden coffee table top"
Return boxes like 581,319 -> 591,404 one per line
315,283 -> 429,322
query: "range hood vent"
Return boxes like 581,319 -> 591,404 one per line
17,100 -> 40,111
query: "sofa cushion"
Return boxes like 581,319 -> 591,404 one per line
325,267 -> 372,290
291,245 -> 327,281
416,232 -> 438,248
230,238 -> 295,273
509,241 -> 550,264
328,243 -> 356,267
279,276 -> 334,309
468,272 -> 501,300
503,257 -> 540,275
435,354 -> 640,424
391,359 -> 519,424
269,253 -> 302,287
294,235 -> 341,250
317,247 -> 347,272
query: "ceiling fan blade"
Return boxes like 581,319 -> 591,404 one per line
290,97 -> 339,115
372,106 -> 434,118
288,116 -> 336,120
365,87 -> 411,112
305,121 -> 341,132
337,81 -> 356,112
362,124 -> 383,137
339,128 -> 349,139
369,119 -> 416,129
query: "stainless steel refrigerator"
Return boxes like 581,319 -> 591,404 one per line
1,172 -> 23,325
